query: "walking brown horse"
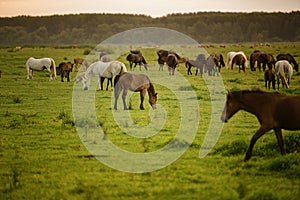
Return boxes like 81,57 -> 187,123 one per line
221,89 -> 300,161
113,72 -> 157,110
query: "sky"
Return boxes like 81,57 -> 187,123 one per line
0,0 -> 299,18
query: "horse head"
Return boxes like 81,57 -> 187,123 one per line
221,91 -> 241,122
149,92 -> 158,109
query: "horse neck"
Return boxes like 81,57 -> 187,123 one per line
147,83 -> 156,98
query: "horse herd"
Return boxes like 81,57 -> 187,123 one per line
24,48 -> 300,162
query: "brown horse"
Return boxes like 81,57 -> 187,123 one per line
250,51 -> 275,71
264,69 -> 276,90
157,50 -> 186,71
221,89 -> 300,161
113,72 -> 157,110
57,62 -> 73,82
74,58 -> 89,71
231,54 -> 246,73
210,53 -> 225,72
126,51 -> 148,71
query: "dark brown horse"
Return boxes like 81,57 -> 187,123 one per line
276,53 -> 299,72
57,62 -> 73,82
126,51 -> 148,71
264,69 -> 276,90
210,53 -> 225,72
113,72 -> 157,110
157,50 -> 186,71
231,54 -> 246,73
250,51 -> 275,71
221,89 -> 300,161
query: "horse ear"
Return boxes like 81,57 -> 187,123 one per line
155,93 -> 158,96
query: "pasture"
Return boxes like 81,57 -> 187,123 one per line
0,43 -> 300,199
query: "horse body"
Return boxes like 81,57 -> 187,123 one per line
226,51 -> 247,69
25,57 -> 57,80
275,60 -> 293,89
113,72 -> 157,110
221,90 -> 300,161
83,60 -> 127,90
57,62 -> 73,82
126,51 -> 147,71
231,54 -> 246,73
264,69 -> 276,90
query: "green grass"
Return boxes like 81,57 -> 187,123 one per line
0,44 -> 300,199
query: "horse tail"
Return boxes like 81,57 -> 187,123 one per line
119,62 -> 127,74
50,58 -> 57,80
114,74 -> 121,88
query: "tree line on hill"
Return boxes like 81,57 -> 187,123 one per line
0,11 -> 299,46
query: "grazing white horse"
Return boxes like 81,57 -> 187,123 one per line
26,57 -> 57,80
226,51 -> 248,69
275,60 -> 293,89
82,60 -> 127,90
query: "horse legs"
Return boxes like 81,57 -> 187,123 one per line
113,85 -> 122,110
99,77 -> 105,90
122,89 -> 129,110
244,126 -> 271,162
139,89 -> 146,110
274,128 -> 285,155
106,78 -> 112,91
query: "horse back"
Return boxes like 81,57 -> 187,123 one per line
274,96 -> 300,130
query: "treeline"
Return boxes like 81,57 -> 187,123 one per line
0,11 -> 299,46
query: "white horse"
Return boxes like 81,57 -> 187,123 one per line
226,51 -> 248,69
82,60 -> 127,90
26,57 -> 57,80
275,60 -> 293,89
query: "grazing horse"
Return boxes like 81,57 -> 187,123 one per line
113,72 -> 158,110
25,57 -> 57,80
57,62 -> 73,82
126,51 -> 148,71
166,53 -> 186,75
185,54 -> 206,76
82,60 -> 127,90
221,89 -> 300,161
210,53 -> 225,72
275,60 -> 293,89
206,55 -> 219,76
74,58 -> 89,72
250,51 -> 262,71
231,54 -> 246,73
264,69 -> 276,90
226,51 -> 248,69
260,53 -> 275,71
157,50 -> 186,71
276,53 -> 299,72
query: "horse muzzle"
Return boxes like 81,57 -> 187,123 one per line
152,105 -> 157,110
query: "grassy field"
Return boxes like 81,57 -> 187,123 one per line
0,43 -> 300,200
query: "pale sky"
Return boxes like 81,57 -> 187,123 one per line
0,0 -> 299,18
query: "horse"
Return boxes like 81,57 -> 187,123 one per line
206,55 -> 219,76
126,50 -> 148,71
260,53 -> 275,71
250,51 -> 262,71
276,53 -> 299,72
210,53 -> 225,72
226,51 -> 248,69
264,69 -> 276,90
99,52 -> 110,62
57,62 -> 73,82
185,54 -> 206,76
231,54 -> 246,73
82,60 -> 127,90
74,58 -> 89,72
25,57 -> 57,80
221,89 -> 300,162
113,72 -> 157,110
275,60 -> 293,89
157,50 -> 186,71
